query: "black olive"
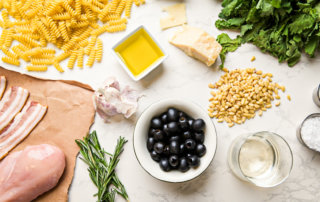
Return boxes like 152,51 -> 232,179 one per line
185,139 -> 196,151
159,158 -> 171,172
179,144 -> 186,154
154,142 -> 165,154
178,157 -> 190,172
188,119 -> 194,128
148,128 -> 156,137
147,137 -> 155,152
150,150 -> 161,162
163,124 -> 170,135
187,155 -> 200,167
153,129 -> 165,141
161,113 -> 168,124
169,155 -> 179,167
186,153 -> 192,158
196,144 -> 207,157
167,108 -> 179,122
182,131 -> 192,140
167,122 -> 180,134
179,117 -> 189,131
151,117 -> 163,129
169,140 -> 179,154
178,111 -> 187,118
169,135 -> 180,143
192,119 -> 205,132
163,145 -> 170,156
194,131 -> 204,143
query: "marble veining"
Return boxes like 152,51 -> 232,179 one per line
0,0 -> 320,201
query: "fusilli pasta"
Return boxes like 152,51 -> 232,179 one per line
67,51 -> 77,69
0,0 -> 145,72
26,65 -> 48,71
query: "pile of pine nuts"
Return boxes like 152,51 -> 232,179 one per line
208,68 -> 289,127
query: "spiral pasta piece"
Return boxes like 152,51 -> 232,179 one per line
125,0 -> 133,18
87,36 -> 97,55
133,0 -> 140,6
13,34 -> 40,48
31,58 -> 54,65
12,45 -> 30,61
115,0 -> 126,16
4,29 -> 14,48
1,47 -> 18,59
0,29 -> 8,46
2,56 -> 20,66
47,17 -> 61,38
46,1 -> 62,16
0,0 -> 144,72
53,62 -> 64,72
67,51 -> 77,69
109,18 -> 127,26
106,24 -> 126,33
110,0 -> 121,13
55,52 -> 71,62
86,48 -> 96,67
62,1 -> 76,16
95,38 -> 103,62
26,65 -> 48,71
77,47 -> 84,68
58,21 -> 69,41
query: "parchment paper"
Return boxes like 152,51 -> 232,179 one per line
0,67 -> 96,202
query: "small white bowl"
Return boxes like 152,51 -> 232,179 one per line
111,25 -> 168,81
133,98 -> 217,183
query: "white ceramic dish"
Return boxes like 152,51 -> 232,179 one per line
133,98 -> 217,183
111,25 -> 168,81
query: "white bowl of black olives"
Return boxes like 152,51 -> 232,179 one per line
133,98 -> 217,183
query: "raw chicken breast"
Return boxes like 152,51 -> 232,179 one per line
0,144 -> 65,202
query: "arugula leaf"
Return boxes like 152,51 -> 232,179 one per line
217,34 -> 243,68
216,0 -> 320,67
288,14 -> 315,34
215,18 -> 245,29
305,36 -> 319,57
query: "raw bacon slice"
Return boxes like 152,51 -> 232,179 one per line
0,101 -> 47,160
0,76 -> 6,100
0,86 -> 29,131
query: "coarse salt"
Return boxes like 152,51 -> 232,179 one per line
301,116 -> 320,152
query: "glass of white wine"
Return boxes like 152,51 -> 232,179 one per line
228,131 -> 293,187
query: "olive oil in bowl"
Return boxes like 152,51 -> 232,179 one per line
112,26 -> 167,81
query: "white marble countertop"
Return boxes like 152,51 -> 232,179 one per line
1,0 -> 320,201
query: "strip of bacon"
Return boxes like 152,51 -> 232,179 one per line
0,76 -> 6,100
0,101 -> 47,160
0,86 -> 29,132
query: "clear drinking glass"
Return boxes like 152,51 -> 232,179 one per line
313,84 -> 320,107
228,131 -> 293,187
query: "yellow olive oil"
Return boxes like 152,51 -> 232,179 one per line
115,28 -> 164,77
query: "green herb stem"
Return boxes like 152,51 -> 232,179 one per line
75,131 -> 128,202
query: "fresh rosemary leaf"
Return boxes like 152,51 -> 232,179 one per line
75,131 -> 128,202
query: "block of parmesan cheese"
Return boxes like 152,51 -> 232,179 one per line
160,3 -> 187,30
169,26 -> 222,66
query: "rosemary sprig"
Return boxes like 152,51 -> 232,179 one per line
75,130 -> 128,202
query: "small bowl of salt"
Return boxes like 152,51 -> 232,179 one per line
297,113 -> 320,152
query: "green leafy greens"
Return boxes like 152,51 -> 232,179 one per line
215,0 -> 320,67
75,131 -> 128,202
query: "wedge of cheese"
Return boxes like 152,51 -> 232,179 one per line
160,3 -> 187,30
169,26 -> 222,66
